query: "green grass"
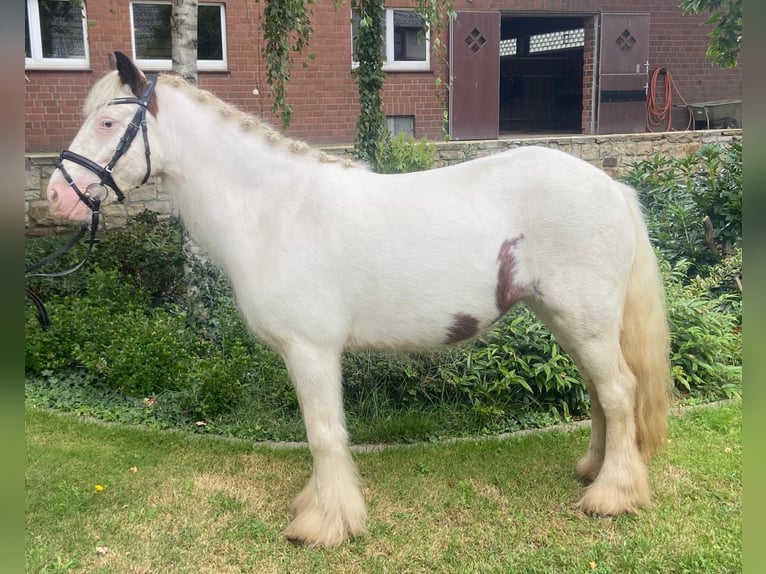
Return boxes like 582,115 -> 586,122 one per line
26,401 -> 741,573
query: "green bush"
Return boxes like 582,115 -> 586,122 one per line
94,211 -> 186,304
374,132 -> 436,174
25,268 -> 148,373
621,143 -> 742,400
179,342 -> 250,420
440,310 -> 586,421
26,211 -> 185,305
86,307 -> 195,396
25,269 -> 195,396
621,142 -> 742,276
661,250 -> 742,400
25,228 -> 293,420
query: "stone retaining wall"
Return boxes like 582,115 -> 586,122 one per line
26,129 -> 741,236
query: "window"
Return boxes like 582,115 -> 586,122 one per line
499,39 -> 517,57
352,8 -> 430,72
25,0 -> 89,69
130,2 -> 227,71
386,115 -> 415,137
529,28 -> 585,53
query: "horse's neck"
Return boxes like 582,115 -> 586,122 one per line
154,83 -> 312,257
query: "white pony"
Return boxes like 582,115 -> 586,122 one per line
47,52 -> 670,548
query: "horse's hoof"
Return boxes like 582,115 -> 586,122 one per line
575,454 -> 603,485
284,513 -> 353,548
576,479 -> 649,517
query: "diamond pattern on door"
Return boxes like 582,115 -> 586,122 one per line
615,29 -> 636,52
464,28 -> 487,54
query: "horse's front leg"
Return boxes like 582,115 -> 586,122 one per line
281,342 -> 367,547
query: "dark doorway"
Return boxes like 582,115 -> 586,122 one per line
499,16 -> 585,134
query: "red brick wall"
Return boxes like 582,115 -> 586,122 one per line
24,0 -> 741,152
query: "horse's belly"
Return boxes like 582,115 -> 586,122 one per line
344,282 -> 507,351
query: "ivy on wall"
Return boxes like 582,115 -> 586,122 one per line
259,0 -> 314,130
258,0 -> 455,148
351,0 -> 386,164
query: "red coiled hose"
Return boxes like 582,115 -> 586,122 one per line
646,67 -> 691,131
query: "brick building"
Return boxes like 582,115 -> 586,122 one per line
25,0 -> 742,153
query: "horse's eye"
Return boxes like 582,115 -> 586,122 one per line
102,119 -> 114,129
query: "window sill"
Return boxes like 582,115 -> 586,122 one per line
382,66 -> 433,74
352,63 -> 432,73
134,60 -> 228,73
25,61 -> 91,71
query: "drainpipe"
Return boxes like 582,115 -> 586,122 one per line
590,14 -> 600,135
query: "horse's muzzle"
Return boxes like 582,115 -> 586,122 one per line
46,173 -> 95,222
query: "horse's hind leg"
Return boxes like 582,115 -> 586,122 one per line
575,383 -> 605,485
572,341 -> 649,514
281,343 -> 366,547
527,301 -> 649,515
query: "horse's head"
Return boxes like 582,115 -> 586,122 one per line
47,52 -> 163,221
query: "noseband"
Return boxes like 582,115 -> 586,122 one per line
55,73 -> 158,210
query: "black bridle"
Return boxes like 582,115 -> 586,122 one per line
54,73 -> 158,208
26,74 -> 158,330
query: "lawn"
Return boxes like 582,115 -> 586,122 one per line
25,401 -> 741,573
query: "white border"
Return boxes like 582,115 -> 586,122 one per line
351,8 -> 430,73
25,0 -> 90,70
130,1 -> 228,72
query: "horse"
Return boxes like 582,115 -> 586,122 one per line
46,51 -> 670,548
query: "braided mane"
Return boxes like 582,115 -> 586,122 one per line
84,70 -> 362,169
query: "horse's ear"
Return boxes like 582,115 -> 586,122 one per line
114,51 -> 145,97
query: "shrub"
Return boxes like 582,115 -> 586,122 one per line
374,132 -> 436,174
25,268 -> 149,373
661,250 -> 742,400
621,142 -> 742,277
438,309 -> 586,422
26,231 -> 294,419
342,349 -> 450,411
94,210 -> 186,304
621,143 -> 742,400
86,307 -> 196,396
179,341 -> 251,420
25,210 -> 185,304
26,269 -> 195,395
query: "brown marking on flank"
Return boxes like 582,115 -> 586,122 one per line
445,313 -> 480,344
496,235 -> 527,314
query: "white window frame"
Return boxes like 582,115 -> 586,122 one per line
129,1 -> 228,72
352,8 -> 430,72
25,0 -> 90,70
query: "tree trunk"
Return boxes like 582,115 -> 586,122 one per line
170,0 -> 209,319
171,0 -> 199,85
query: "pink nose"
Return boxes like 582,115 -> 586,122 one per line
46,179 -> 91,221
46,180 -> 69,213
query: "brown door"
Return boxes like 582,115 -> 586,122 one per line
450,11 -> 500,140
597,13 -> 650,134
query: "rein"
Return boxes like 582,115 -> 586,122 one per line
25,202 -> 100,330
25,74 -> 158,330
